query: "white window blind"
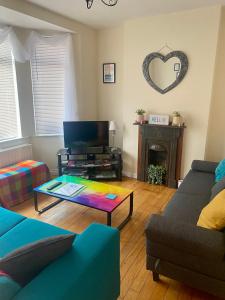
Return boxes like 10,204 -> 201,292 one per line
0,38 -> 20,141
30,40 -> 66,135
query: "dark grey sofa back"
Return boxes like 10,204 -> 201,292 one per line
191,160 -> 218,173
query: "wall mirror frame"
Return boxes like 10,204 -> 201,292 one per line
142,51 -> 189,94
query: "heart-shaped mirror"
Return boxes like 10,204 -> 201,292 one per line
142,51 -> 188,94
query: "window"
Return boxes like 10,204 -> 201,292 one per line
0,38 -> 21,141
30,40 -> 66,135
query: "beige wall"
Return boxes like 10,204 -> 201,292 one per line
97,26 -> 124,148
206,7 -> 225,162
97,6 -> 221,178
0,0 -> 98,172
31,136 -> 64,175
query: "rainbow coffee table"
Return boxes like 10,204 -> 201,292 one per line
34,175 -> 133,230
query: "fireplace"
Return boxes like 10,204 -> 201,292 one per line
149,144 -> 167,167
137,124 -> 185,188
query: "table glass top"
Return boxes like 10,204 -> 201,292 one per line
34,175 -> 133,213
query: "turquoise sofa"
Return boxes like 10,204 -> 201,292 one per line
0,207 -> 120,300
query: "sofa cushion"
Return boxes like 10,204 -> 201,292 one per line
0,234 -> 75,287
177,170 -> 215,196
211,177 -> 225,199
0,271 -> 21,300
215,158 -> 225,182
0,208 -> 26,237
163,192 -> 210,224
197,189 -> 225,230
0,218 -> 73,258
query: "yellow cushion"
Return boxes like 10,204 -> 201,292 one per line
197,189 -> 225,230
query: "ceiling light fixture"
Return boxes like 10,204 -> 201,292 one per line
86,0 -> 118,9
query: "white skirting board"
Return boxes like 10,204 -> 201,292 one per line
122,171 -> 137,179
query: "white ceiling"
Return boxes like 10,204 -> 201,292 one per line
0,6 -> 71,31
27,0 -> 225,29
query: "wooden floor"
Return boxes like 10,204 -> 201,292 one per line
13,177 -> 221,300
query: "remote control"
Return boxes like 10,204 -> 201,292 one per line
47,182 -> 62,190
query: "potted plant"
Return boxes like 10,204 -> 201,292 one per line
136,109 -> 146,123
147,164 -> 166,185
172,111 -> 182,126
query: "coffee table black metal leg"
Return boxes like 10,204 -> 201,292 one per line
34,191 -> 38,212
107,212 -> 112,226
34,191 -> 63,214
106,192 -> 133,230
117,192 -> 133,230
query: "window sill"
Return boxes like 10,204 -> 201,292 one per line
32,134 -> 64,138
0,135 -> 63,150
0,137 -> 30,149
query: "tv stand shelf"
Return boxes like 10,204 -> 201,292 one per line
57,147 -> 122,181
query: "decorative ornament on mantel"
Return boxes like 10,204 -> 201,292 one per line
172,111 -> 182,126
135,109 -> 146,124
86,0 -> 118,9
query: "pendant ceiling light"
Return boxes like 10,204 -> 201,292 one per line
86,0 -> 118,9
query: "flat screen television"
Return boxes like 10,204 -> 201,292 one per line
63,121 -> 109,149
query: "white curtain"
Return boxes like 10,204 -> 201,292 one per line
64,34 -> 79,121
0,26 -> 29,62
0,27 -> 79,122
26,31 -> 79,121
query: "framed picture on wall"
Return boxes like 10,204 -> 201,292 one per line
103,63 -> 116,83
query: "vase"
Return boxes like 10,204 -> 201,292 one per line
137,115 -> 145,123
172,116 -> 182,126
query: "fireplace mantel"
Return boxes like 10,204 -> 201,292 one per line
137,124 -> 185,188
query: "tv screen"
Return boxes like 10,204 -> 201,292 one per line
63,121 -> 109,149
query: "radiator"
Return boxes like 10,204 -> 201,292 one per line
0,144 -> 33,168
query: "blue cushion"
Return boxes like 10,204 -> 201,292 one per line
0,274 -> 21,300
215,159 -> 225,182
0,218 -> 72,257
0,208 -> 26,237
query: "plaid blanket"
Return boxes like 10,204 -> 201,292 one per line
0,160 -> 50,208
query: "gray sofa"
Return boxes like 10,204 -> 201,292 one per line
145,160 -> 225,298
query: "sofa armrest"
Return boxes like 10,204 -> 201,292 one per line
191,160 -> 218,173
14,224 -> 120,300
146,214 -> 225,261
